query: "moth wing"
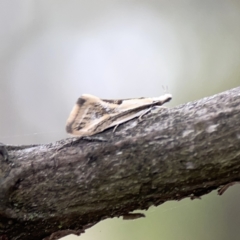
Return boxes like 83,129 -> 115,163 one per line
105,94 -> 172,128
117,94 -> 172,110
66,94 -> 121,136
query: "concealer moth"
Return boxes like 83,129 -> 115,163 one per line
66,93 -> 172,137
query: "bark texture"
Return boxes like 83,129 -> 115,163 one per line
0,87 -> 240,240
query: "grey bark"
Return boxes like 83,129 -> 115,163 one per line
0,86 -> 240,240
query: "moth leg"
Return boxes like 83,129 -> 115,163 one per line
138,107 -> 152,121
149,105 -> 167,115
0,142 -> 9,161
138,105 -> 167,122
113,124 -> 120,133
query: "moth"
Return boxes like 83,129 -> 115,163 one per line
66,93 -> 172,137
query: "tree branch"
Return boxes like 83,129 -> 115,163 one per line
1,87 -> 240,240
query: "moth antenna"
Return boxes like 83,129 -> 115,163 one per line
162,85 -> 169,94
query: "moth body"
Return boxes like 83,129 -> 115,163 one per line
66,93 -> 172,137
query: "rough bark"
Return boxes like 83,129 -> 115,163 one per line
0,87 -> 240,240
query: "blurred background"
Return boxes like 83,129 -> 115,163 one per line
0,0 -> 240,239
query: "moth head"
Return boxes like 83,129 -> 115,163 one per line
154,93 -> 172,105
164,93 -> 172,102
